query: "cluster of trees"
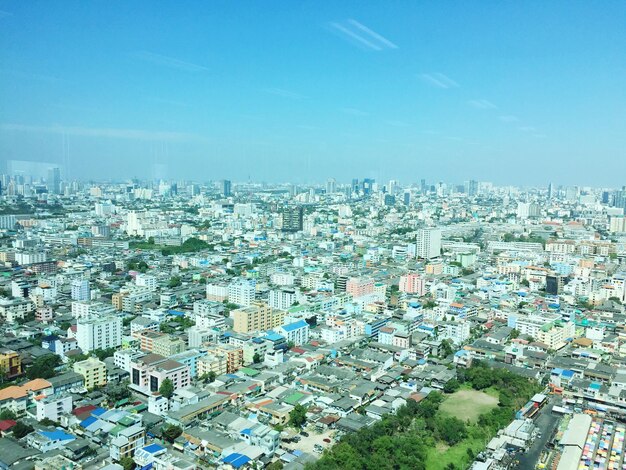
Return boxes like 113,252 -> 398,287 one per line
458,361 -> 542,433
502,232 -> 546,247
160,315 -> 195,333
161,237 -> 212,256
127,259 -> 149,272
104,380 -> 133,403
26,354 -> 61,380
308,363 -> 540,470
12,421 -> 34,439
308,393 -> 445,470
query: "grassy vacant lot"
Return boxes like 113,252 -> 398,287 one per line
425,433 -> 490,470
439,388 -> 499,423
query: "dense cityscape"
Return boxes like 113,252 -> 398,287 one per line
3,1 -> 626,469
0,172 -> 625,470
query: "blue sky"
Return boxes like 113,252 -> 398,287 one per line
1,1 -> 625,185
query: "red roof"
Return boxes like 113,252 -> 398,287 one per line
72,404 -> 96,416
0,420 -> 17,431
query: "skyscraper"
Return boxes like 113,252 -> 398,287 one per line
222,179 -> 232,197
326,178 -> 337,194
468,180 -> 479,197
548,182 -> 554,199
47,167 -> 61,194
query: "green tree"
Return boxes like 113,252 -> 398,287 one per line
105,380 -> 132,402
162,424 -> 182,443
437,416 -> 467,446
289,404 -> 308,428
200,371 -> 217,383
168,276 -> 182,288
39,417 -> 58,427
93,347 -> 117,361
253,352 -> 262,364
159,378 -> 175,399
440,339 -> 454,358
119,457 -> 135,470
443,379 -> 460,394
0,409 -> 16,420
12,421 -> 34,438
26,354 -> 61,380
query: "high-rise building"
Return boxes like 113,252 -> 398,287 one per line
420,179 -> 427,193
326,178 -> 337,194
281,206 -> 303,232
403,191 -> 411,206
468,180 -> 479,197
415,228 -> 442,259
399,273 -> 426,296
222,179 -> 232,197
613,186 -> 626,210
227,279 -> 256,306
231,301 -> 285,334
76,315 -> 122,352
548,182 -> 554,199
268,288 -> 297,310
71,279 -> 90,301
387,179 -> 397,195
362,178 -> 375,195
352,178 -> 359,194
47,167 -> 61,194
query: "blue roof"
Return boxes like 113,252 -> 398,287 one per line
281,320 -> 308,332
241,428 -> 252,436
40,429 -> 75,441
143,443 -> 165,454
562,370 -> 575,378
168,310 -> 185,316
223,453 -> 251,468
80,416 -> 97,428
264,332 -> 285,342
92,407 -> 106,416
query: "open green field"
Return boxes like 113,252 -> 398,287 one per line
439,388 -> 499,423
425,433 -> 490,470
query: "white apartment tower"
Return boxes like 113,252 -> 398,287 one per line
71,279 -> 90,301
415,228 -> 442,260
76,315 -> 122,352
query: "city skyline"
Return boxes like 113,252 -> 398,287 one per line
1,2 -> 626,184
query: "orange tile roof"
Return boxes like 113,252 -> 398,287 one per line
0,378 -> 51,402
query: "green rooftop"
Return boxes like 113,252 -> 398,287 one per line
283,391 -> 305,405
240,367 -> 260,377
